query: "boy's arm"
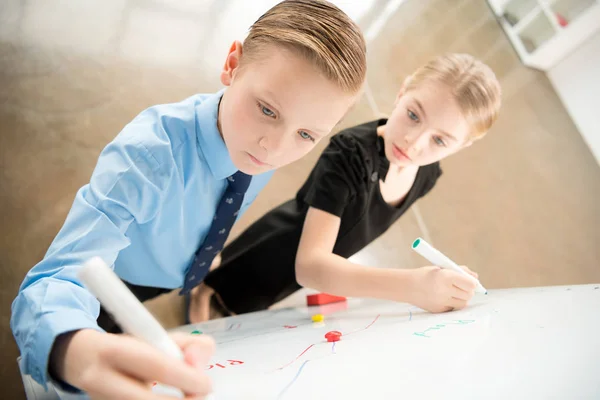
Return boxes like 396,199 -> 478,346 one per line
10,116 -> 173,389
295,207 -> 477,310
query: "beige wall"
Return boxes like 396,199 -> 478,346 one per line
1,1 -> 599,398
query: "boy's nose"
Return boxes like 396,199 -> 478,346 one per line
258,132 -> 286,155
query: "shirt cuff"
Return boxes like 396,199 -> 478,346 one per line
25,309 -> 104,392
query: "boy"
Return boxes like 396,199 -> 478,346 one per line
11,1 -> 366,398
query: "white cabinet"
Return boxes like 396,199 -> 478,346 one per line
487,0 -> 600,70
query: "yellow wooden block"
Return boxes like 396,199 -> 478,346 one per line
311,314 -> 324,322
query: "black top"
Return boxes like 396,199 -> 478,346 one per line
203,119 -> 442,314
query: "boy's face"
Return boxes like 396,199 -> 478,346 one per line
383,81 -> 473,167
218,42 -> 358,175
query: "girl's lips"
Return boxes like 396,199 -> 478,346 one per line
393,144 -> 411,161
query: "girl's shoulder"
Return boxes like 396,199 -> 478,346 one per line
324,119 -> 386,174
297,120 -> 386,216
329,119 -> 385,154
309,119 -> 386,196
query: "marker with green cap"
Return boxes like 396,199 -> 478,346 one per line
412,237 -> 488,294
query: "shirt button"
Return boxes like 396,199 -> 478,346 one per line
370,172 -> 378,182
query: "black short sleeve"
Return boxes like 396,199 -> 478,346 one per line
302,133 -> 369,217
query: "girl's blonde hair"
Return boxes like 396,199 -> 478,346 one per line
404,54 -> 502,139
241,0 -> 366,94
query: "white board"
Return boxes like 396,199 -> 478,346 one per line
172,284 -> 600,400
19,284 -> 600,399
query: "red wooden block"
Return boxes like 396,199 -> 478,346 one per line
306,293 -> 347,306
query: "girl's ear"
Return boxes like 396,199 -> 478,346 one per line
395,76 -> 412,106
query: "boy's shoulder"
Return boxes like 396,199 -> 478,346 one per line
118,91 -> 221,155
131,93 -> 213,124
129,92 -> 215,135
97,91 -> 223,182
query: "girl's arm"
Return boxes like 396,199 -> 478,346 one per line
295,207 -> 478,311
295,207 -> 415,302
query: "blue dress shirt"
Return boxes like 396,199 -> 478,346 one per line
11,90 -> 273,387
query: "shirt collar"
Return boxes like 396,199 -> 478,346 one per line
195,88 -> 237,180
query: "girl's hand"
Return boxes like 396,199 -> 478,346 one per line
406,266 -> 477,313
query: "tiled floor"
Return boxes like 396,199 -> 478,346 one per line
2,1 -> 599,397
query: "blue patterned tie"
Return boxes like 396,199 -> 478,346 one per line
180,171 -> 252,295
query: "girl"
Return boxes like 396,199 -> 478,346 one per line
188,53 -> 502,322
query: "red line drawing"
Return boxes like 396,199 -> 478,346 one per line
275,314 -> 381,372
276,344 -> 315,370
344,314 -> 380,337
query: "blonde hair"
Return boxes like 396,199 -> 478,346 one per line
241,0 -> 366,93
404,54 -> 502,139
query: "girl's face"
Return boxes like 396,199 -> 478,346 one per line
383,80 -> 473,167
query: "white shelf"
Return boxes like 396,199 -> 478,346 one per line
488,0 -> 513,16
487,0 -> 600,70
513,7 -> 544,33
547,0 -> 597,22
540,1 -> 564,31
531,1 -> 600,69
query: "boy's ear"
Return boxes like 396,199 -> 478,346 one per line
221,41 -> 244,87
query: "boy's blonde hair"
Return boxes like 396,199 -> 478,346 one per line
404,54 -> 502,139
242,0 -> 366,94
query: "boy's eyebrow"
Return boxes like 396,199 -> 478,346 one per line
262,91 -> 282,111
414,99 -> 458,142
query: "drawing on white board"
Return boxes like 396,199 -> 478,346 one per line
170,285 -> 600,400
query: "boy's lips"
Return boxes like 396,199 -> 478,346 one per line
392,144 -> 412,161
246,152 -> 270,167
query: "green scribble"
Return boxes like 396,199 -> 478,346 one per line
450,319 -> 475,325
413,320 -> 475,338
191,330 -> 203,335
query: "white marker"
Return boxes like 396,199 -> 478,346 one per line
411,238 -> 488,294
80,257 -> 184,398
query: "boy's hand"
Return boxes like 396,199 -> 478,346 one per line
52,329 -> 214,399
407,266 -> 477,313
